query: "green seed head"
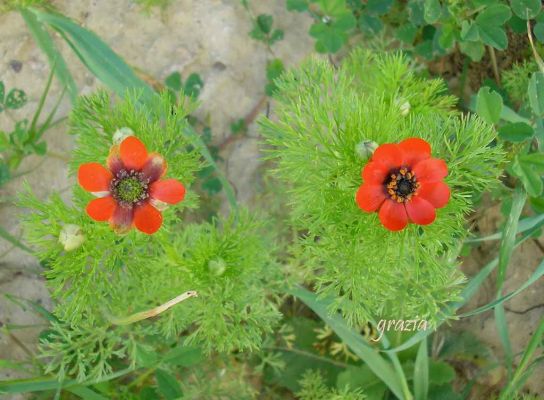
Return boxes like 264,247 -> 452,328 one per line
116,177 -> 145,203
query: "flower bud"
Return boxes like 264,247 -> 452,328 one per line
355,140 -> 378,161
112,127 -> 134,145
208,258 -> 227,276
394,97 -> 411,117
59,224 -> 85,251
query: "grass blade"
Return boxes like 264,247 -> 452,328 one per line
66,386 -> 109,400
458,259 -> 544,317
20,8 -> 77,103
0,226 -> 32,254
290,286 -> 406,399
413,337 -> 428,400
500,320 -> 544,400
183,125 -> 238,214
465,213 -> 544,243
31,9 -> 154,102
495,186 -> 526,376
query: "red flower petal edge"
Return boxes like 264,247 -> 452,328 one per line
356,137 -> 449,231
77,136 -> 185,235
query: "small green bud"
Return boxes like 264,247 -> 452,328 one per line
355,140 -> 378,161
113,127 -> 134,145
208,258 -> 227,276
394,97 -> 411,116
59,224 -> 85,251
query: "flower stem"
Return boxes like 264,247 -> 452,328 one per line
108,290 -> 198,326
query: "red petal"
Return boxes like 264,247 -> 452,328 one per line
86,196 -> 116,221
120,136 -> 148,171
413,158 -> 448,183
150,179 -> 186,204
111,205 -> 134,233
406,196 -> 436,225
107,145 -> 124,176
142,153 -> 167,183
378,200 -> 408,231
356,184 -> 386,212
399,137 -> 431,167
417,181 -> 450,208
371,144 -> 403,169
362,161 -> 390,184
78,163 -> 113,192
134,202 -> 163,234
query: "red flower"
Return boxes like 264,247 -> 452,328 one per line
356,137 -> 450,231
78,136 -> 185,234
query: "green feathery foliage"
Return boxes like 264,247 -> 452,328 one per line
296,370 -> 366,400
19,90 -> 283,381
260,49 -> 505,328
502,60 -> 538,106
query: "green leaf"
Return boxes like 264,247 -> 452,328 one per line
413,337 -> 429,400
395,23 -> 418,43
519,152 -> 544,170
162,346 -> 202,367
428,361 -> 455,385
270,29 -> 284,44
155,369 -> 183,400
135,344 -> 159,368
165,72 -> 182,91
32,9 -> 154,102
510,0 -> 541,20
336,366 -> 387,398
459,40 -> 485,61
289,287 -> 406,400
5,89 -> 27,110
508,14 -> 528,32
0,81 -> 5,110
256,14 -> 273,34
460,21 -> 480,41
360,14 -> 383,34
478,25 -> 508,49
528,72 -> 544,116
498,122 -> 534,142
202,176 -> 223,194
366,0 -> 393,15
287,0 -> 308,11
318,0 -> 347,17
476,87 -> 503,124
534,22 -> 544,42
20,9 -> 78,104
424,0 -> 442,23
311,24 -> 346,53
183,73 -> 203,98
437,24 -> 456,49
476,4 -> 512,26
513,157 -> 543,196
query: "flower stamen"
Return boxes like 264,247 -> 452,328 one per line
110,170 -> 150,207
385,168 -> 420,203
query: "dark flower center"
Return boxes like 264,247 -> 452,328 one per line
110,170 -> 150,206
385,168 -> 419,203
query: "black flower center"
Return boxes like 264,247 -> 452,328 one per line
385,168 -> 420,203
110,170 -> 150,206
